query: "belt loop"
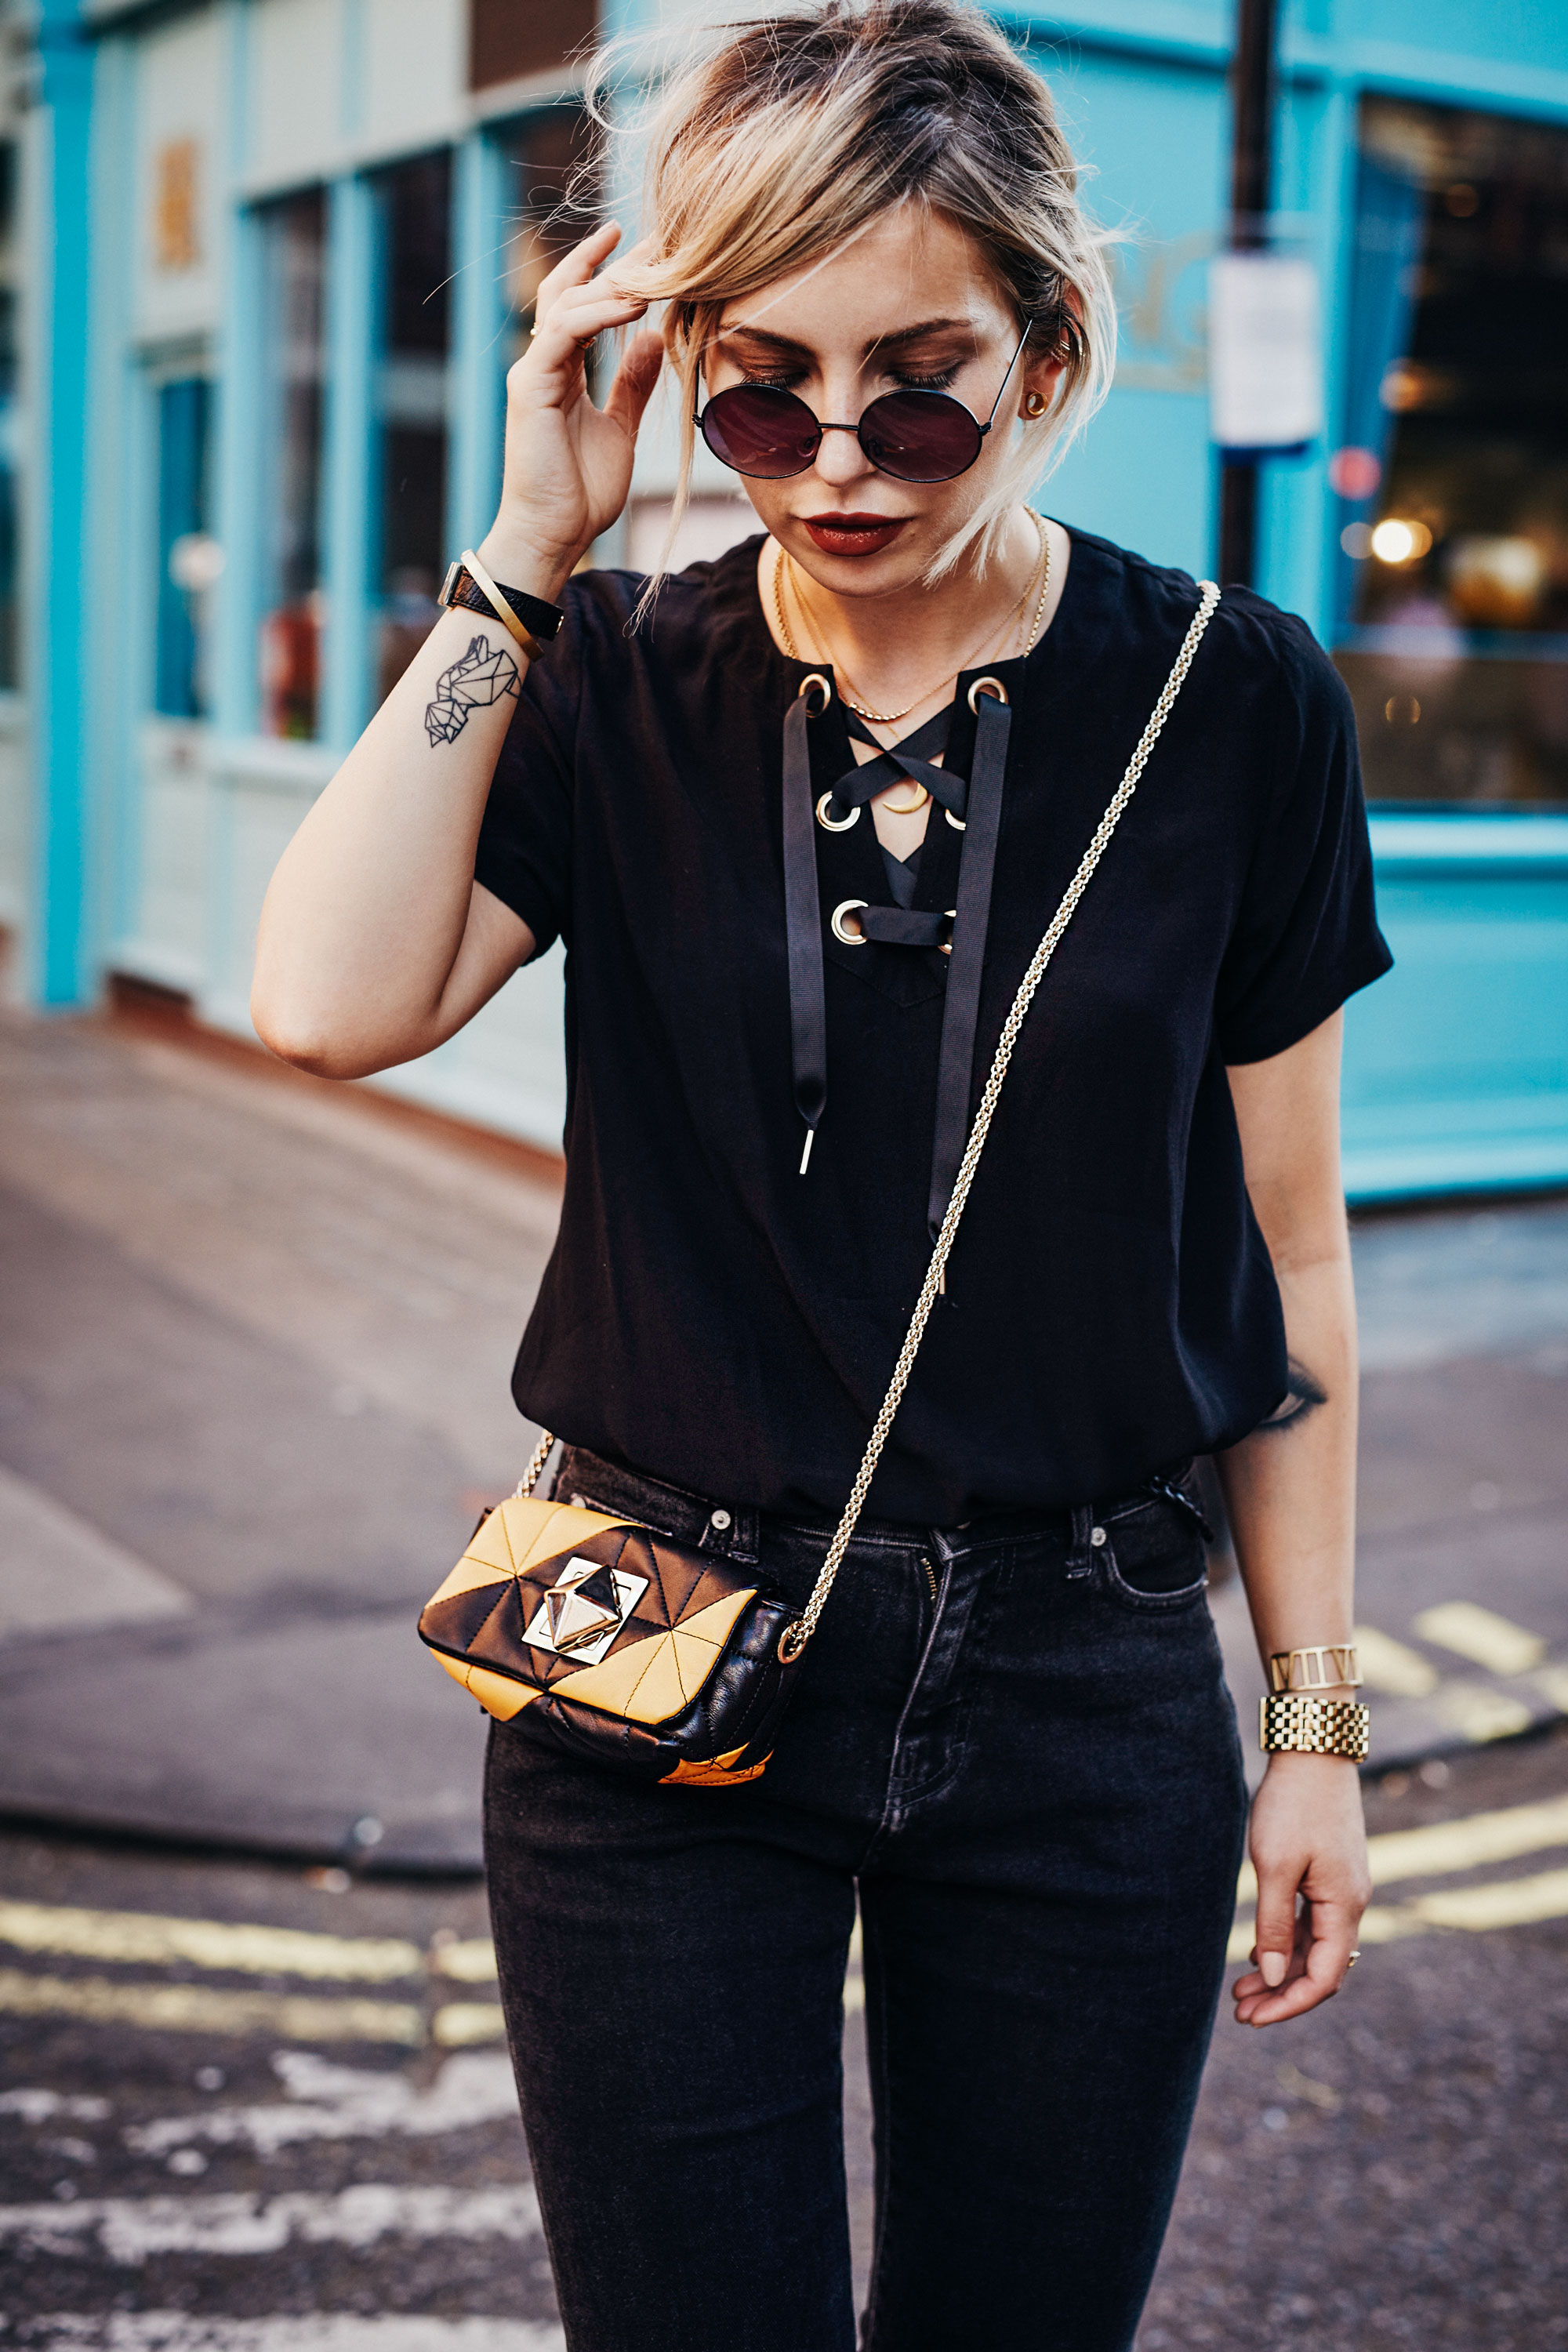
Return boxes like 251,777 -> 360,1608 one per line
699,1500 -> 760,1566
1065,1503 -> 1094,1581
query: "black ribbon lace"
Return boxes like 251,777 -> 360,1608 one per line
782,681 -> 1013,1236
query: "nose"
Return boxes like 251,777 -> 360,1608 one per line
812,419 -> 877,491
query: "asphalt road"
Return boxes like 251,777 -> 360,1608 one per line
2,1726 -> 1566,2351
3,1007 -> 1568,1864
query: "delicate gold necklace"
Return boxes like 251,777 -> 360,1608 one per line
774,514 -> 1051,728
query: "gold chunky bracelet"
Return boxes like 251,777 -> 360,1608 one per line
1269,1642 -> 1361,1693
1259,1691 -> 1370,1761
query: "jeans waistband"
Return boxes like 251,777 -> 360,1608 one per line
549,1443 -> 1200,1576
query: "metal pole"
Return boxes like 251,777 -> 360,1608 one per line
1218,0 -> 1279,586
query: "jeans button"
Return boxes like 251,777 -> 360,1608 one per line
1090,1525 -> 1108,1547
710,1508 -> 732,1532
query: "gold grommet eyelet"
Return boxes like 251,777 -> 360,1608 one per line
967,674 -> 1008,713
816,792 -> 859,833
831,899 -> 869,946
797,671 -> 832,711
938,909 -> 956,956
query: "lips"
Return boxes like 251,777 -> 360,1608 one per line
800,514 -> 908,558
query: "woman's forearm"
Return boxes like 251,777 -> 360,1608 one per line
1218,1243 -> 1359,1686
250,605 -> 542,1076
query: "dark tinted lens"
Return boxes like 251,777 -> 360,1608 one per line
701,385 -> 822,478
858,389 -> 983,483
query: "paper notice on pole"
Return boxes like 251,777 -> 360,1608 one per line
1208,252 -> 1323,452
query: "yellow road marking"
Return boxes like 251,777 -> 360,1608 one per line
1227,1861 -> 1568,1962
0,1969 -> 424,2045
430,1938 -> 498,1984
1237,1788 -> 1568,1905
1435,1682 -> 1536,1743
1412,1602 -> 1545,1677
1408,1864 -> 1568,1933
431,2002 -> 506,2047
1353,1624 -> 1438,1698
1534,1663 -> 1568,1711
0,1902 -> 424,1984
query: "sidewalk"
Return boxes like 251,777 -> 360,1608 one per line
2,1005 -> 1566,1865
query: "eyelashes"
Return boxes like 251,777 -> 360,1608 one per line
738,368 -> 963,395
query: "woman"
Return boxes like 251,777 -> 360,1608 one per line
252,5 -> 1387,2345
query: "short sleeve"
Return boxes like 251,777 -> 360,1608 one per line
1215,619 -> 1393,1065
471,590 -> 586,960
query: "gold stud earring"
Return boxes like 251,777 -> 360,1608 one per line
1023,390 -> 1047,419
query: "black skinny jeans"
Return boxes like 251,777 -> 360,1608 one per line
484,1446 -> 1249,2352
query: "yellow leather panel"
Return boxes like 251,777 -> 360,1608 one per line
550,1587 -> 757,1724
661,1747 -> 772,1786
425,1556 -> 511,1607
461,1507 -> 523,1579
506,1497 -> 630,1575
433,1497 -> 634,1606
463,1661 -> 539,1722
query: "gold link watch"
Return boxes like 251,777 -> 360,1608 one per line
1259,1691 -> 1370,1761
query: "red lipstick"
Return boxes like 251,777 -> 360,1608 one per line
800,512 -> 908,558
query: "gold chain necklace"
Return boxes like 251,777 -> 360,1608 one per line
774,514 -> 1051,727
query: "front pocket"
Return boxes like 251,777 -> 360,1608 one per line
1099,1497 -> 1210,1610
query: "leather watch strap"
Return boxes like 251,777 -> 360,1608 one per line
439,554 -> 564,659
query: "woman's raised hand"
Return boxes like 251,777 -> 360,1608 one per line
477,223 -> 665,598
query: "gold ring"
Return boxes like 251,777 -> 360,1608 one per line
778,1621 -> 808,1665
1346,1949 -> 1361,1969
945,808 -> 966,831
967,674 -> 1008,713
879,783 -> 930,817
815,792 -> 859,833
831,899 -> 869,946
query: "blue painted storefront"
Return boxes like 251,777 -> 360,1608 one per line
18,0 -> 1568,1199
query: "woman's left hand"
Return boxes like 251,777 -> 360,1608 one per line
1232,1751 -> 1372,2026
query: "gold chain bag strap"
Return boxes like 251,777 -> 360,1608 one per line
418,582 -> 1221,1785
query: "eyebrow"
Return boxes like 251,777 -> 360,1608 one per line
714,317 -> 978,360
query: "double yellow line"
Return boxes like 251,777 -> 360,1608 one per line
5,1790 -> 1566,2045
1226,1788 -> 1568,1961
0,1900 -> 504,2049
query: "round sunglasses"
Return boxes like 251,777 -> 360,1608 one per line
695,323 -> 1032,486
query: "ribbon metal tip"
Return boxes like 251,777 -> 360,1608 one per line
799,1127 -> 815,1175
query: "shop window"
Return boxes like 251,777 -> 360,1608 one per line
500,107 -> 593,365
470,0 -> 597,92
0,140 -> 19,692
256,191 -> 327,739
154,378 -> 216,719
1333,101 -> 1568,806
373,151 -> 452,705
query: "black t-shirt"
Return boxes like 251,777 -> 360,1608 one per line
475,528 -> 1392,1523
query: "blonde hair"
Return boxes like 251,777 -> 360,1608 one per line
589,0 -> 1116,588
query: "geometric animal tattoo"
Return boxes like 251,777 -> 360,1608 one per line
425,635 -> 522,747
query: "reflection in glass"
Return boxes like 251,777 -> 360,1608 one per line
1334,102 -> 1568,804
374,153 -> 452,706
257,191 -> 327,739
154,379 -> 216,719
